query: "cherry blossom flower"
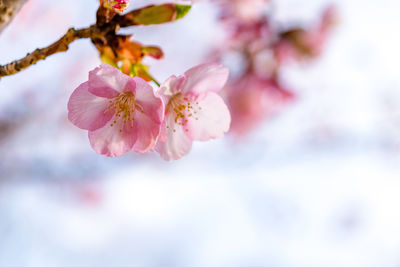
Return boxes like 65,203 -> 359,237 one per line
156,63 -> 231,160
218,0 -> 269,23
227,74 -> 294,137
230,0 -> 268,23
68,64 -> 164,157
106,0 -> 129,13
274,6 -> 337,63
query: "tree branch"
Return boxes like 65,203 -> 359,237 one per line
0,3 -> 191,78
0,26 -> 94,77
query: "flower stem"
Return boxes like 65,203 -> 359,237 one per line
140,66 -> 161,87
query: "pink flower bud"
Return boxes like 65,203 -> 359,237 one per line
106,0 -> 130,13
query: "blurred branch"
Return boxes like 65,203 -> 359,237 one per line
0,0 -> 28,33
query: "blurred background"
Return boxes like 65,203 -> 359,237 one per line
1,0 -> 400,266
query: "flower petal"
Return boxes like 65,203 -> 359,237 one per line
131,111 -> 162,153
133,77 -> 164,124
122,78 -> 137,94
158,75 -> 185,99
88,64 -> 129,98
182,63 -> 229,95
68,82 -> 115,131
88,117 -> 136,157
187,92 -> 231,141
117,76 -> 164,153
155,113 -> 193,161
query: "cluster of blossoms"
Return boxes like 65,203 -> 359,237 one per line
63,0 -> 336,160
66,0 -> 231,160
211,0 -> 337,137
68,63 -> 230,160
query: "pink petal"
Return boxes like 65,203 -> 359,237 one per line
158,75 -> 185,98
117,77 -> 164,153
88,117 -> 136,157
88,64 -> 129,98
68,82 -> 115,131
121,78 -> 136,94
182,63 -> 229,95
132,111 -> 163,153
133,77 -> 164,124
155,113 -> 193,161
187,92 -> 231,141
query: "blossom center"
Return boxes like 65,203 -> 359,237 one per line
104,92 -> 144,132
166,94 -> 201,133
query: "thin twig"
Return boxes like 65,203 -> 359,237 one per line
0,26 -> 94,77
0,2 -> 187,78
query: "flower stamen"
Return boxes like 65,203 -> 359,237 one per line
166,94 -> 202,133
104,91 -> 141,132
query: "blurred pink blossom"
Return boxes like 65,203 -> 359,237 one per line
274,5 -> 338,63
218,0 -> 269,23
68,64 -> 164,157
209,1 -> 335,138
156,63 -> 231,160
227,74 -> 294,138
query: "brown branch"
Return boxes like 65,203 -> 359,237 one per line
0,2 -> 189,78
0,26 -> 95,77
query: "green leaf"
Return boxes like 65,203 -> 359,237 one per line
135,4 -> 175,25
174,4 -> 191,20
118,4 -> 192,26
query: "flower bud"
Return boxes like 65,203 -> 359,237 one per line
106,0 -> 129,13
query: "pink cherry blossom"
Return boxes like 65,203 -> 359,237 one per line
106,0 -> 130,13
156,63 -> 231,161
68,64 -> 164,157
231,0 -> 268,23
227,74 -> 294,138
218,0 -> 269,24
274,6 -> 337,63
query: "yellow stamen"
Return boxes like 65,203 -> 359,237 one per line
106,91 -> 141,133
165,93 -> 202,133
